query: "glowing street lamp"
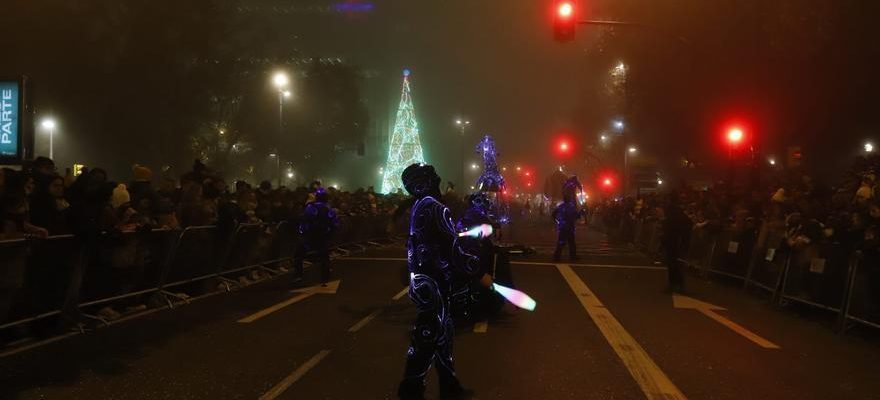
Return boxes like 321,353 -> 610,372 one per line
455,118 -> 471,187
624,146 -> 637,196
865,142 -> 875,153
273,72 -> 289,88
271,71 -> 292,186
40,118 -> 57,159
613,119 -> 625,132
768,158 -> 777,166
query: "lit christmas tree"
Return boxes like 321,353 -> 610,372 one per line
381,69 -> 427,194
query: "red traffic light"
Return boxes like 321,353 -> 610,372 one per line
553,136 -> 576,158
558,2 -> 574,17
553,1 -> 577,43
727,127 -> 744,145
597,173 -> 617,191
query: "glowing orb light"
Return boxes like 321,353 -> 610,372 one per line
492,283 -> 536,311
458,224 -> 493,238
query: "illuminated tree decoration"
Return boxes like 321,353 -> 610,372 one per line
382,69 -> 427,194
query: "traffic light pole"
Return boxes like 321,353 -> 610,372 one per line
578,20 -> 689,45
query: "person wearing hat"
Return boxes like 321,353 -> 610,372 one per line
397,163 -> 484,400
292,187 -> 338,286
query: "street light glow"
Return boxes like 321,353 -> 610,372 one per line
865,142 -> 874,153
600,135 -> 608,142
283,90 -> 292,98
613,120 -> 625,130
471,163 -> 479,170
273,72 -> 289,88
41,119 -> 56,129
287,172 -> 294,178
628,147 -> 638,153
769,158 -> 777,166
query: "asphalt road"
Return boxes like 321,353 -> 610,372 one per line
2,219 -> 880,400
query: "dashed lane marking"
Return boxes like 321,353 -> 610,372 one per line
259,349 -> 332,400
556,264 -> 687,400
348,309 -> 382,333
473,321 -> 489,333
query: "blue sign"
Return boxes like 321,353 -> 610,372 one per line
0,81 -> 20,158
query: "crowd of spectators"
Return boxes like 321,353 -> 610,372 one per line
595,155 -> 880,319
1,157 -> 409,333
1,158 -> 409,242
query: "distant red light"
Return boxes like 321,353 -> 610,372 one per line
727,127 -> 744,144
558,2 -> 573,18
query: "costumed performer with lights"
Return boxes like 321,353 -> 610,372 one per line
553,176 -> 584,261
292,188 -> 338,287
397,163 -> 490,400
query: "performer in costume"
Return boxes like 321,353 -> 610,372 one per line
553,176 -> 584,261
397,163 -> 488,400
292,188 -> 338,286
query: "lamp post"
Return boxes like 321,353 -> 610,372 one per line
41,118 -> 57,159
624,146 -> 637,196
455,118 -> 471,188
272,72 -> 290,187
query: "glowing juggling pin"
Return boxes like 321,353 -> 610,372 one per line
458,224 -> 494,238
492,283 -> 537,311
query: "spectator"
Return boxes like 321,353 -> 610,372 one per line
29,174 -> 71,235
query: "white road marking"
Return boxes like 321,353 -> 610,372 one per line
259,350 -> 332,400
237,293 -> 313,324
473,321 -> 489,333
513,261 -> 665,271
237,281 -> 341,323
339,257 -> 663,271
673,294 -> 780,349
348,309 -> 382,333
392,287 -> 409,301
557,264 -> 687,400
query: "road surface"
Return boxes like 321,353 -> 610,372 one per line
2,220 -> 879,399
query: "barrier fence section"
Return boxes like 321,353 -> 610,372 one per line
598,212 -> 880,333
0,214 -> 397,337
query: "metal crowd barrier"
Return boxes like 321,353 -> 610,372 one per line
605,213 -> 880,334
1,214 -> 397,337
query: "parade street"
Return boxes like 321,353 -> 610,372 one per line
2,222 -> 879,400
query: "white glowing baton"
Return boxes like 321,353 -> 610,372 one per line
458,224 -> 494,238
492,283 -> 537,311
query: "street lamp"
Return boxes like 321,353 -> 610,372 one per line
865,142 -> 874,153
455,118 -> 471,187
624,146 -> 637,196
768,158 -> 777,166
269,152 -> 280,187
40,118 -> 57,159
272,71 -> 291,187
613,119 -> 625,132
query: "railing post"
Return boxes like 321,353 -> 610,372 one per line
837,251 -> 862,334
772,252 -> 792,305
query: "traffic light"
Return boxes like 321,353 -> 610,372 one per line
726,127 -> 744,146
553,0 -> 577,43
553,135 -> 575,158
